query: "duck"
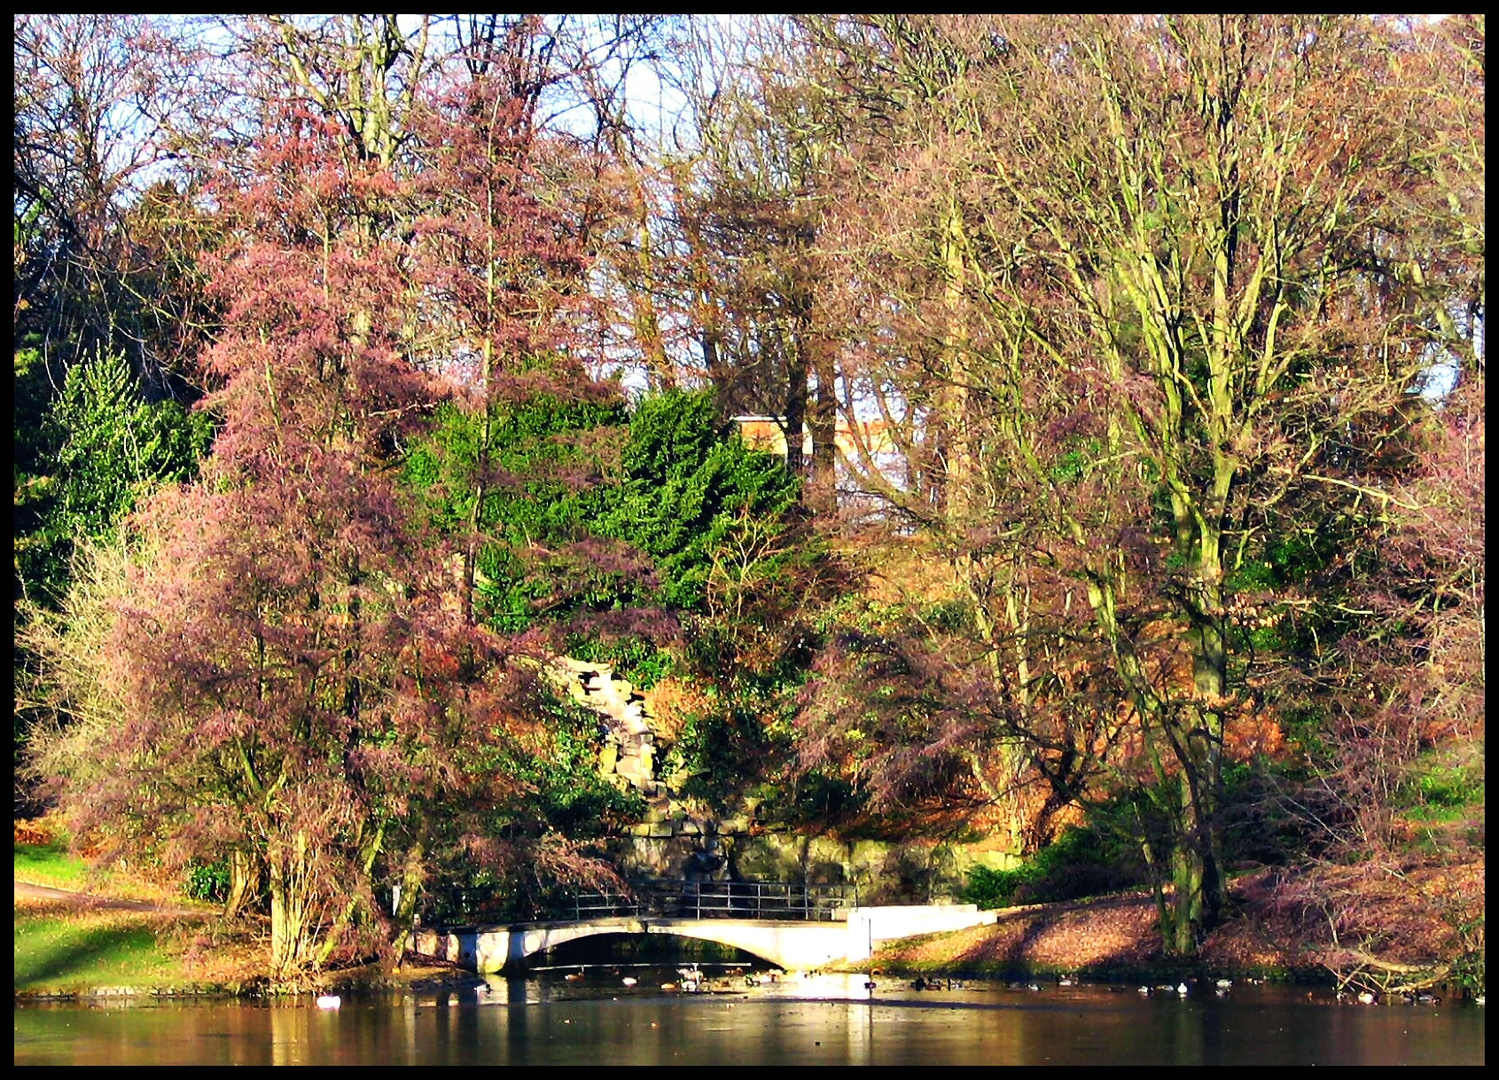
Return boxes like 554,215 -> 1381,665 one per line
563,972 -> 585,982
315,994 -> 341,1010
620,976 -> 638,987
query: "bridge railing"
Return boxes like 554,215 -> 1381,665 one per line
548,879 -> 852,922
638,878 -> 852,921
550,889 -> 640,921
423,878 -> 854,925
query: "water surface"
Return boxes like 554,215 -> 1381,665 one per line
14,976 -> 1484,1066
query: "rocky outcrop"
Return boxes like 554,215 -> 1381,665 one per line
552,657 -> 660,796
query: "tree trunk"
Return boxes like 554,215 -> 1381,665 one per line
937,196 -> 974,522
1167,774 -> 1206,955
796,291 -> 838,512
387,842 -> 427,961
224,848 -> 261,919
628,174 -> 675,392
782,311 -> 810,476
269,831 -> 315,975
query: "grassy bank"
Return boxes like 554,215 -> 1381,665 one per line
15,900 -> 194,995
14,831 -> 481,998
852,867 -> 1483,1001
14,838 -> 90,891
14,831 -> 188,904
15,887 -> 476,999
14,828 -> 262,997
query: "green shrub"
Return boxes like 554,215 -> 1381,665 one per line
589,390 -> 802,612
668,703 -> 770,806
964,825 -> 1151,909
184,859 -> 230,903
564,636 -> 676,690
1398,752 -> 1485,823
963,864 -> 1027,909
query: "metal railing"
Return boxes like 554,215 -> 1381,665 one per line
553,878 -> 853,922
427,878 -> 854,925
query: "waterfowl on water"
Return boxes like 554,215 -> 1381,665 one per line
620,977 -> 638,987
315,995 -> 341,1010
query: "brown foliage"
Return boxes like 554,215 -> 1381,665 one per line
39,89 -> 615,974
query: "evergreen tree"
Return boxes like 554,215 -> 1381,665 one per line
18,347 -> 211,609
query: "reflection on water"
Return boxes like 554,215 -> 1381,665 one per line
15,980 -> 1486,1066
472,967 -> 877,1005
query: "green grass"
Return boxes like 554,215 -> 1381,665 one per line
14,908 -> 184,993
15,837 -> 196,903
14,839 -> 90,889
14,838 -> 229,994
1394,748 -> 1485,835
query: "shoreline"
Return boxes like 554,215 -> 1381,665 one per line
15,867 -> 1475,1001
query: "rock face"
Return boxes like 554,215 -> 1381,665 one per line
552,657 -> 660,797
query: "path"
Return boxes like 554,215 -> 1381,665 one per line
15,879 -> 209,917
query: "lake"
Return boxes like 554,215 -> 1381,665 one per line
14,973 -> 1485,1066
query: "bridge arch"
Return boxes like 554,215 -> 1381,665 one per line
519,921 -> 781,969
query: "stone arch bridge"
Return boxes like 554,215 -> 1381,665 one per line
413,904 -> 996,974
